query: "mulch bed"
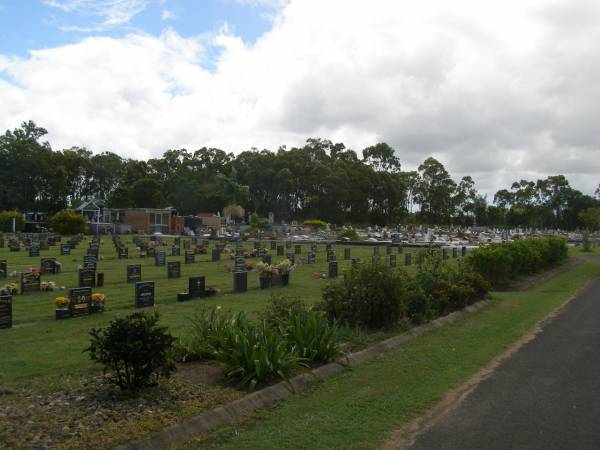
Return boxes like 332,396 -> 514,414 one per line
0,362 -> 240,450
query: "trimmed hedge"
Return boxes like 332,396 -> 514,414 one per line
465,237 -> 568,288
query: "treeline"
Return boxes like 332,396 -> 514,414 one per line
1,121 -> 599,228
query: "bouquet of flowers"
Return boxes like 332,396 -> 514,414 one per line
53,296 -> 69,308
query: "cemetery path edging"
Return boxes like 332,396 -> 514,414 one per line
114,301 -> 492,450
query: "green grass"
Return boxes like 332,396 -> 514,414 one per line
0,238 -> 426,384
188,259 -> 600,450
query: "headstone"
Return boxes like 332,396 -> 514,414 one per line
9,240 -> 19,252
443,247 -> 449,260
40,258 -> 60,274
155,251 -> 166,266
262,254 -> 272,264
344,248 -> 351,260
233,271 -> 247,293
118,246 -> 128,259
452,247 -> 458,258
127,264 -> 142,283
79,268 -> 96,288
405,253 -> 412,266
21,272 -> 41,293
286,253 -> 295,265
174,237 -> 181,246
68,287 -> 92,317
234,256 -> 246,272
135,281 -> 155,308
327,251 -> 336,263
97,272 -> 104,287
277,245 -> 284,256
462,246 -> 467,257
189,276 -> 206,298
83,255 -> 97,269
29,245 -> 40,257
212,248 -> 221,262
0,294 -> 12,329
0,237 -> 4,248
185,250 -> 195,264
294,244 -> 301,255
328,261 -> 338,278
307,252 -> 316,264
60,244 -> 71,256
0,260 -> 7,279
171,245 -> 180,256
390,254 -> 397,267
168,261 -> 181,279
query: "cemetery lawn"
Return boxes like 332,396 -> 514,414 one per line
187,258 -> 600,450
0,239 -> 422,383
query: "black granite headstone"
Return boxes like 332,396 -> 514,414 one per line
168,261 -> 181,278
135,281 -> 155,308
127,264 -> 142,283
0,294 -> 12,329
69,287 -> 92,318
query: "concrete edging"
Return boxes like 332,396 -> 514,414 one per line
115,299 -> 491,450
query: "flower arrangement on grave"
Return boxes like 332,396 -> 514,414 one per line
0,283 -> 18,295
244,262 -> 254,271
256,262 -> 274,278
53,296 -> 69,309
40,281 -> 57,292
92,293 -> 107,312
275,259 -> 294,275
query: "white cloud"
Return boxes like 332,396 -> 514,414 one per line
160,9 -> 176,21
44,0 -> 148,30
2,0 -> 600,195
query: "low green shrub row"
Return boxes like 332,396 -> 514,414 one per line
321,252 -> 490,329
464,237 -> 568,288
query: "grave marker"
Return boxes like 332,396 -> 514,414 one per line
68,287 -> 92,318
307,252 -> 316,264
0,260 -> 6,278
0,294 -> 12,329
171,245 -> 180,256
60,244 -> 71,256
185,251 -> 195,264
79,268 -> 96,288
127,264 -> 142,283
40,258 -> 60,274
135,281 -> 155,308
452,247 -> 458,258
211,248 -> 221,262
168,261 -> 181,279
233,271 -> 247,293
83,255 -> 97,269
155,251 -> 166,266
21,272 -> 41,293
29,245 -> 40,257
189,276 -> 206,299
118,246 -> 128,259
328,261 -> 338,278
344,248 -> 351,260
461,246 -> 467,257
262,254 -> 272,264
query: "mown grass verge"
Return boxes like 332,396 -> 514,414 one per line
186,259 -> 600,450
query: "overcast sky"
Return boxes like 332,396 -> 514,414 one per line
1,0 -> 599,197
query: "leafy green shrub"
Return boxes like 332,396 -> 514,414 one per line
87,312 -> 175,391
260,294 -> 308,328
181,307 -> 248,361
466,237 -> 568,288
0,210 -> 24,232
215,321 -> 306,389
284,310 -> 342,363
50,209 -> 87,234
321,260 -> 408,329
303,219 -> 327,229
336,227 -> 361,241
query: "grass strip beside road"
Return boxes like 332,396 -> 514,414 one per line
190,259 -> 600,450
